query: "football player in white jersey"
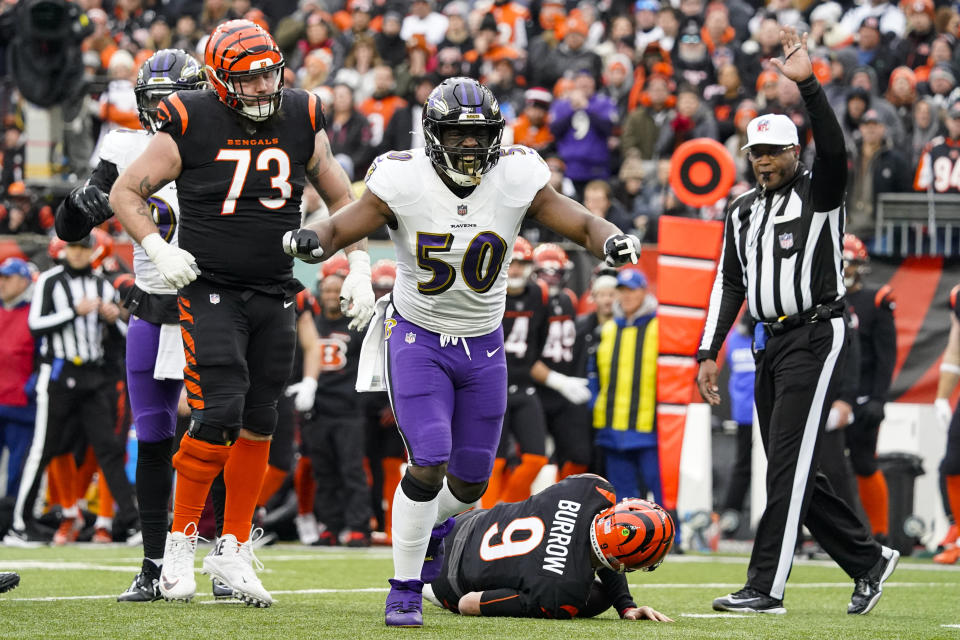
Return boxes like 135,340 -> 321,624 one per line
282,76 -> 642,627
53,49 -> 204,602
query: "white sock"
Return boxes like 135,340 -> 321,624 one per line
61,505 -> 79,519
390,483 -> 439,581
95,516 -> 113,529
435,478 -> 474,525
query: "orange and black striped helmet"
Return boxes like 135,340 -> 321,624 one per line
589,498 -> 675,572
204,19 -> 284,121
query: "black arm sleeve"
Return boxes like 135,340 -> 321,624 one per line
53,160 -> 119,241
597,568 -> 637,616
697,210 -> 747,361
872,304 -> 897,401
799,75 -> 847,211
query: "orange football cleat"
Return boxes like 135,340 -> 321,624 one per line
933,544 -> 960,565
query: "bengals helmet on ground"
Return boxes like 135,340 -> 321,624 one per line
204,19 -> 284,121
589,498 -> 675,572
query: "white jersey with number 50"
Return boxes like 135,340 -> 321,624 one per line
99,128 -> 181,295
365,145 -> 550,337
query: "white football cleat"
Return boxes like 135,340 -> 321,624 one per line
202,532 -> 273,608
159,523 -> 199,602
295,513 -> 320,546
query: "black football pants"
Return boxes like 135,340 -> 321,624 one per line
748,318 -> 880,600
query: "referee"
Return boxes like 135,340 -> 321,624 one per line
695,27 -> 898,616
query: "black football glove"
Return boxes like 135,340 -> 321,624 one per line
69,184 -> 113,227
859,398 -> 886,425
282,228 -> 324,263
603,233 -> 641,267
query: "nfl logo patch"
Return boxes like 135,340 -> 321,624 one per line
778,232 -> 793,250
757,119 -> 770,132
457,204 -> 468,216
209,293 -> 221,305
405,332 -> 416,344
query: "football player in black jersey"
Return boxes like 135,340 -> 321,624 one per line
110,19 -> 375,607
484,237 -> 550,507
425,474 -> 673,621
841,234 -> 897,542
932,283 -> 960,565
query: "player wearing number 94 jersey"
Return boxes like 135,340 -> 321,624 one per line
424,474 -> 674,621
282,76 -> 642,627
110,19 -> 374,608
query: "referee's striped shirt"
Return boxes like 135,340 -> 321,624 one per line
697,76 -> 847,362
28,265 -> 116,365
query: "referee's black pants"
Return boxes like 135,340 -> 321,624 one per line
747,318 -> 880,600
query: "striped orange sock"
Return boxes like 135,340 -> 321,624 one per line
256,464 -> 288,508
98,467 -> 115,518
294,455 -> 316,516
501,454 -> 548,504
857,470 -> 889,536
381,457 -> 404,535
481,458 -> 507,509
222,438 -> 270,542
171,436 -> 231,533
559,461 -> 588,480
948,475 -> 960,537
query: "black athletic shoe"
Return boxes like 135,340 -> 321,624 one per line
848,545 -> 899,615
713,587 -> 786,614
118,560 -> 161,602
0,572 -> 20,594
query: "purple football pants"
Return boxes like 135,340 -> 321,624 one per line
385,315 -> 507,483
126,316 -> 183,443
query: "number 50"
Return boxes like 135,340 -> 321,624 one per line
417,231 -> 508,295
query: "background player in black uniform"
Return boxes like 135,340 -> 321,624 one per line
303,258 -> 373,546
529,243 -> 594,480
841,234 -> 897,542
425,474 -> 673,621
109,19 -> 375,606
932,284 -> 960,565
484,238 -> 550,507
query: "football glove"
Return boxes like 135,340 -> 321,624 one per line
858,398 -> 885,425
285,377 -> 318,413
935,398 -> 952,431
603,233 -> 641,268
69,184 -> 113,228
340,250 -> 376,331
282,229 -> 324,263
141,233 -> 198,289
545,371 -> 592,405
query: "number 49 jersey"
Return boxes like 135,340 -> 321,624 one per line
448,474 -> 619,618
365,146 -> 551,337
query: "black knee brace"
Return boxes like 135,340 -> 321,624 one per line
400,472 -> 442,502
187,419 -> 240,446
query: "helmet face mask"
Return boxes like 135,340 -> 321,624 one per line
841,233 -> 869,288
423,77 -> 505,187
135,49 -> 205,132
533,243 -> 571,296
205,20 -> 285,122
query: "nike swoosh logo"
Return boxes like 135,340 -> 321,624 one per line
161,576 -> 179,590
283,300 -> 294,309
486,347 -> 501,358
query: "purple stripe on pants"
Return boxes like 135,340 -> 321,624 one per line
126,316 -> 183,443
385,315 -> 507,483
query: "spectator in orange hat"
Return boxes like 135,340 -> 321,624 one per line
886,66 -> 918,133
601,54 -> 634,120
622,73 -> 676,160
531,15 -> 601,89
755,69 -> 780,110
513,87 -> 555,152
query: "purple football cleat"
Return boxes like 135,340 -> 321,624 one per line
385,578 -> 424,627
421,517 -> 455,583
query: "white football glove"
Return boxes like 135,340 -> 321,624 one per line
285,377 -> 318,413
141,233 -> 198,289
603,233 -> 642,268
545,371 -> 592,405
935,398 -> 952,432
340,250 -> 376,331
282,229 -> 324,263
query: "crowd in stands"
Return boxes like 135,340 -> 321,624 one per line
3,0 -> 960,250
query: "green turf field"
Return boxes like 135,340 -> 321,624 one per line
1,544 -> 957,639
